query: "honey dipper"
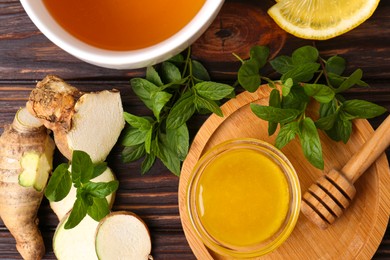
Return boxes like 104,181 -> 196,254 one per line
301,115 -> 390,229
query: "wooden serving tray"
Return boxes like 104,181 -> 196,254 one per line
178,86 -> 390,259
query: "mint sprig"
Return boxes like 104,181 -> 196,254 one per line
238,45 -> 387,170
45,150 -> 119,229
121,49 -> 234,175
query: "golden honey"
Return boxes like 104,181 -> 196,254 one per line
187,139 -> 301,258
196,148 -> 290,247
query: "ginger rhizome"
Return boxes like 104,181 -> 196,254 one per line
0,107 -> 55,260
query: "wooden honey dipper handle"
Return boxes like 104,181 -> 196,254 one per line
343,115 -> 390,183
301,115 -> 390,229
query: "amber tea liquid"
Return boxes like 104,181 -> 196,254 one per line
43,0 -> 205,51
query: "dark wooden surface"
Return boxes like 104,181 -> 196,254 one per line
0,0 -> 389,259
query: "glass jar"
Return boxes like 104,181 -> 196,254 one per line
186,138 -> 301,258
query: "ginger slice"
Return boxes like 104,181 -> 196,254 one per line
53,214 -> 100,260
95,211 -> 153,260
27,75 -> 125,162
64,90 -> 125,162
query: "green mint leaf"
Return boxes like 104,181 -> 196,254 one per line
299,118 -> 324,170
270,55 -> 293,74
156,135 -> 181,176
250,104 -> 300,123
141,153 -> 156,175
275,121 -> 299,149
281,85 -> 310,111
144,127 -> 153,154
194,95 -> 223,117
326,114 -> 353,144
194,82 -> 234,100
325,116 -> 341,142
72,150 -> 94,185
282,78 -> 293,97
356,79 -> 369,87
268,89 -> 281,135
325,55 -> 346,75
166,123 -> 189,161
121,144 -> 146,163
161,61 -> 181,83
83,180 -> 119,198
339,109 -> 358,121
319,99 -> 337,118
335,69 -> 363,93
238,59 -> 261,92
281,63 -> 320,83
130,82 -> 172,121
168,53 -> 185,64
292,46 -> 319,64
45,163 -> 72,202
130,78 -> 159,109
224,89 -> 236,99
64,197 -> 88,229
160,77 -> 189,91
303,83 -> 335,103
166,92 -> 196,129
342,99 -> 387,118
192,60 -> 210,81
122,127 -> 148,146
150,91 -> 172,121
123,112 -> 152,130
315,111 -> 338,130
146,66 -> 164,87
87,197 -> 110,222
317,99 -> 339,130
337,118 -> 352,144
327,72 -> 344,88
81,191 -> 94,206
249,45 -> 270,68
91,162 -> 108,179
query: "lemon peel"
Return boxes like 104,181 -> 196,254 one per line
268,0 -> 380,40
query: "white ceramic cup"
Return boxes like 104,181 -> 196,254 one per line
20,0 -> 224,70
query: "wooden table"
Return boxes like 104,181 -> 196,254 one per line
1,0 -> 389,259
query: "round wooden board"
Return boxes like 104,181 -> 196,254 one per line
178,86 -> 390,259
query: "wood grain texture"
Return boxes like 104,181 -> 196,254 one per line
179,87 -> 390,259
0,0 -> 389,259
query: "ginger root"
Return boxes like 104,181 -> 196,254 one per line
27,75 -> 125,163
0,107 -> 55,260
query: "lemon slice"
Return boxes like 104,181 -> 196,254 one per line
268,0 -> 380,40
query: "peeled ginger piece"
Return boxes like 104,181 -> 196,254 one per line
95,211 -> 153,260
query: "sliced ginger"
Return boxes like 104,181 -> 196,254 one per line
27,75 -> 125,163
95,211 -> 153,260
53,214 -> 100,260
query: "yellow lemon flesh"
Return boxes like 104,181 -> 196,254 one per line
268,0 -> 380,40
